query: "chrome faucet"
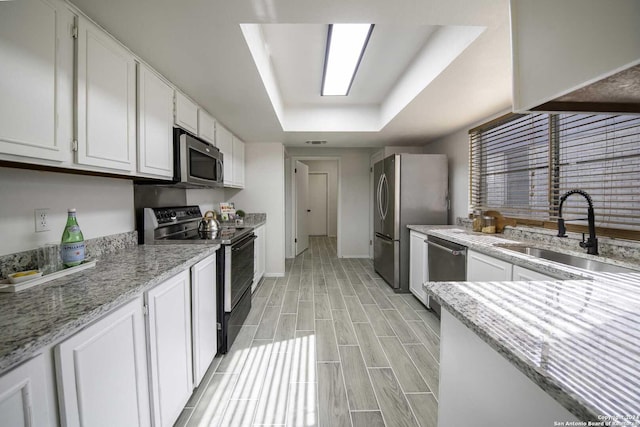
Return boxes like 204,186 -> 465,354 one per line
557,189 -> 598,255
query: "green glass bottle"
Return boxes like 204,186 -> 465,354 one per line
61,208 -> 85,267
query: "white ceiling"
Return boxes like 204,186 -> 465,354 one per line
69,0 -> 513,147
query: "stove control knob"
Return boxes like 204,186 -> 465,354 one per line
170,211 -> 177,220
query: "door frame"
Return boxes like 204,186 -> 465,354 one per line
308,172 -> 329,236
291,157 -> 341,257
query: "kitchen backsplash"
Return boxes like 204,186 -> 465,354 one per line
0,231 -> 137,279
457,217 -> 640,262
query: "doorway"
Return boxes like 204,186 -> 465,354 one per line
289,157 -> 340,258
308,173 -> 328,236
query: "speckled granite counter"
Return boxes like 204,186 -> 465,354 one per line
0,244 -> 218,375
410,225 -> 640,423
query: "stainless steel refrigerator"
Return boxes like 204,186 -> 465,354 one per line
374,154 -> 448,292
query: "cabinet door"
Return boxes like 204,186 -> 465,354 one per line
191,255 -> 217,387
55,297 -> 150,427
253,225 -> 266,292
174,91 -> 198,135
146,270 -> 193,427
512,265 -> 556,282
467,250 -> 513,281
197,110 -> 216,145
0,354 -> 55,427
0,0 -> 74,163
216,124 -> 234,187
232,136 -> 245,188
76,16 -> 136,173
137,63 -> 174,178
409,231 -> 428,304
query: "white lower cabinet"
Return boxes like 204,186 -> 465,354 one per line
467,249 -> 513,281
409,230 -> 429,305
0,354 -> 55,427
512,265 -> 556,282
55,297 -> 151,427
438,310 -> 578,426
145,270 -> 193,427
253,224 -> 266,292
190,255 -> 217,387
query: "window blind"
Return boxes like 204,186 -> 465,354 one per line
470,113 -> 550,220
469,113 -> 640,232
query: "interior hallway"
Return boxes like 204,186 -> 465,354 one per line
177,236 -> 441,426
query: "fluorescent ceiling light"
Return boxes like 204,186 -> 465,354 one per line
322,24 -> 374,96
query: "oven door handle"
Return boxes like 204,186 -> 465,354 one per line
425,240 -> 466,256
232,234 -> 258,251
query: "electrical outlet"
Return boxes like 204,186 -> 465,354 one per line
35,209 -> 50,232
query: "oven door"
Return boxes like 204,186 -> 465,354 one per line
227,233 -> 257,311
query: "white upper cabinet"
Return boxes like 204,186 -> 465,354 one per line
174,91 -> 198,135
232,135 -> 245,188
55,297 -> 151,427
197,109 -> 216,145
75,15 -> 136,173
511,0 -> 640,112
216,123 -> 234,187
0,0 -> 74,163
137,63 -> 174,179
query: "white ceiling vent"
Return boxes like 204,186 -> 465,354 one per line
305,140 -> 328,145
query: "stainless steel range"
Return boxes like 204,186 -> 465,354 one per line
143,206 -> 256,353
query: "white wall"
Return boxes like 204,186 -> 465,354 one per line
301,160 -> 338,237
227,143 -> 286,276
423,110 -> 509,223
287,147 -> 373,258
0,167 -> 134,256
186,188 -> 226,214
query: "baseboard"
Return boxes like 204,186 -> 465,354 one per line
264,272 -> 285,278
339,254 -> 371,259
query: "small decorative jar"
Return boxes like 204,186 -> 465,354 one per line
482,216 -> 496,234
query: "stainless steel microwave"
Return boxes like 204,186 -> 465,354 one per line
174,128 -> 223,188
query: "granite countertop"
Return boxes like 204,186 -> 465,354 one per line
410,225 -> 640,423
0,244 -> 218,375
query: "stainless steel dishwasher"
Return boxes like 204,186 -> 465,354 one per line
426,235 -> 467,316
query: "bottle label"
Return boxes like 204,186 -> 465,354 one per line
67,225 -> 80,233
61,242 -> 85,264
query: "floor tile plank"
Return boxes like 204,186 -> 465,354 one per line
316,319 -> 340,361
406,393 -> 438,427
351,411 -> 386,427
368,287 -> 394,309
403,344 -> 440,397
328,290 -> 347,310
317,363 -> 351,427
383,310 -> 421,344
368,368 -> 419,427
273,313 -> 297,353
378,336 -> 429,393
387,295 -> 422,321
352,323 -> 390,368
343,296 -> 369,322
315,293 -> 332,319
362,304 -> 396,336
216,325 -> 257,373
254,305 -> 281,340
333,309 -> 358,345
245,295 -> 268,325
296,301 -> 315,331
282,290 -> 299,314
184,373 -> 239,426
407,321 -> 440,360
339,346 -> 379,410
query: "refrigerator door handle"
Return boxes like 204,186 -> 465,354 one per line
377,173 -> 385,219
381,174 -> 389,220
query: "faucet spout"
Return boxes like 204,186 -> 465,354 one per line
557,189 -> 599,256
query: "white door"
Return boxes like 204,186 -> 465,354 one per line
55,297 -> 151,427
295,161 -> 309,255
137,63 -> 174,178
0,354 -> 55,427
308,173 -> 328,236
0,0 -> 74,163
146,270 -> 193,427
191,255 -> 217,387
76,16 -> 136,173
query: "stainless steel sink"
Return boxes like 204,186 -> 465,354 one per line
494,244 -> 638,274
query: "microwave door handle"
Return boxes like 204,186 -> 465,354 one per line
217,158 -> 224,182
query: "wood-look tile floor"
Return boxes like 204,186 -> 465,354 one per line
177,236 -> 440,427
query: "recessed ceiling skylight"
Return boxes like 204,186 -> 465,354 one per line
321,24 -> 374,96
